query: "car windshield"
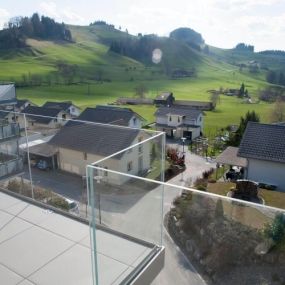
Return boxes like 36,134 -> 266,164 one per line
69,202 -> 77,209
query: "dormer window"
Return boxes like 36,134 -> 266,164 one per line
133,117 -> 137,124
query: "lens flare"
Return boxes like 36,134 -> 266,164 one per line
152,48 -> 163,64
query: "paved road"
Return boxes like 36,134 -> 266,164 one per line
22,146 -> 213,285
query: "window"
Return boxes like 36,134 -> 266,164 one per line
127,161 -> 133,172
138,136 -> 143,153
104,166 -> 108,177
200,116 -> 202,121
178,117 -> 180,123
133,117 -> 137,125
83,152 -> 87,160
169,116 -> 172,121
62,114 -> 66,120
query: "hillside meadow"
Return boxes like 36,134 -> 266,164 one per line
16,77 -> 273,136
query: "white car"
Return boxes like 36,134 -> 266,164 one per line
65,198 -> 79,215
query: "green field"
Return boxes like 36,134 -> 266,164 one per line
1,24 -> 280,135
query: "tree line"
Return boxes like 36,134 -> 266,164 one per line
109,34 -> 161,63
266,70 -> 285,86
0,13 -> 72,49
234,43 -> 254,52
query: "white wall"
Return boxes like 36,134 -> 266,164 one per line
128,116 -> 142,129
68,106 -> 80,117
247,158 -> 285,191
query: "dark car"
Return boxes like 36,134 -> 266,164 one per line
37,160 -> 51,170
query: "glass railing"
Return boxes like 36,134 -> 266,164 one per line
1,108 -> 285,285
0,122 -> 20,140
0,109 -> 165,285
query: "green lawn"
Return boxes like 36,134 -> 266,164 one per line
16,77 -> 273,135
207,182 -> 285,210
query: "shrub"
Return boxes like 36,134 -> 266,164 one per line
47,196 -> 69,211
263,213 -> 285,242
202,168 -> 214,179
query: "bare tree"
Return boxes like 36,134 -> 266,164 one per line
270,97 -> 285,123
134,84 -> 148,99
209,92 -> 220,108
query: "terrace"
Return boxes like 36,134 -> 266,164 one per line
1,110 -> 285,285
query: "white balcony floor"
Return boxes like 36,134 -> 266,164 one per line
0,192 -> 154,285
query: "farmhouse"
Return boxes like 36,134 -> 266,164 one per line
174,100 -> 214,111
238,122 -> 285,191
42,101 -> 80,117
15,99 -> 37,112
77,105 -> 145,128
155,106 -> 203,140
0,84 -> 17,105
154,92 -> 175,107
20,106 -> 71,129
49,122 -> 150,184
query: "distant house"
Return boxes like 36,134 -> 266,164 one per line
49,122 -> 150,184
155,106 -> 203,140
154,92 -> 175,107
116,98 -> 153,105
20,106 -> 71,129
77,106 -> 145,128
42,101 -> 80,117
15,99 -> 37,112
174,100 -> 214,111
238,122 -> 285,191
0,84 -> 17,106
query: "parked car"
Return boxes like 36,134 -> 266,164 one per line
37,160 -> 51,170
65,198 -> 79,215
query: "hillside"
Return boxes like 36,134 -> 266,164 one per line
0,22 -> 284,134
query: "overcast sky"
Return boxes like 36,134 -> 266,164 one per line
1,0 -> 285,51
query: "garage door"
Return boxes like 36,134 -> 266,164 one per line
62,163 -> 80,175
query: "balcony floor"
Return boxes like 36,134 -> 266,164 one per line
0,192 -> 156,285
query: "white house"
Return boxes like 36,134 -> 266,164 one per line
78,106 -> 145,129
20,106 -> 71,129
42,101 -> 81,117
0,84 -> 17,106
238,122 -> 285,191
155,106 -> 203,140
49,121 -> 151,185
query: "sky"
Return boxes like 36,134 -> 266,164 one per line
0,0 -> 285,51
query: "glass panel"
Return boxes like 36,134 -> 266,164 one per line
87,131 -> 165,285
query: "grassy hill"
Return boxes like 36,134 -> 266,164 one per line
0,23 -> 281,134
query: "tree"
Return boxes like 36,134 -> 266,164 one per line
227,111 -> 260,146
270,97 -> 285,123
209,93 -> 220,108
134,84 -> 148,99
238,83 -> 245,98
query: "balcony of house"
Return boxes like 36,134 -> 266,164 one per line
0,122 -> 20,142
0,153 -> 23,180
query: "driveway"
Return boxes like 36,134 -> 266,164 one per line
166,140 -> 216,187
22,149 -> 211,285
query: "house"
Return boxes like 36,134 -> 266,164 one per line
0,84 -> 17,106
174,100 -> 214,111
0,84 -> 23,180
20,106 -> 71,129
155,106 -> 203,140
14,99 -> 37,112
42,101 -> 81,117
238,122 -> 285,191
77,105 -> 145,128
49,122 -> 150,184
154,92 -> 175,107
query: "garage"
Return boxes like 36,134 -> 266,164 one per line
23,143 -> 58,170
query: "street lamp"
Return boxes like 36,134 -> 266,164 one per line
181,137 -> 186,154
